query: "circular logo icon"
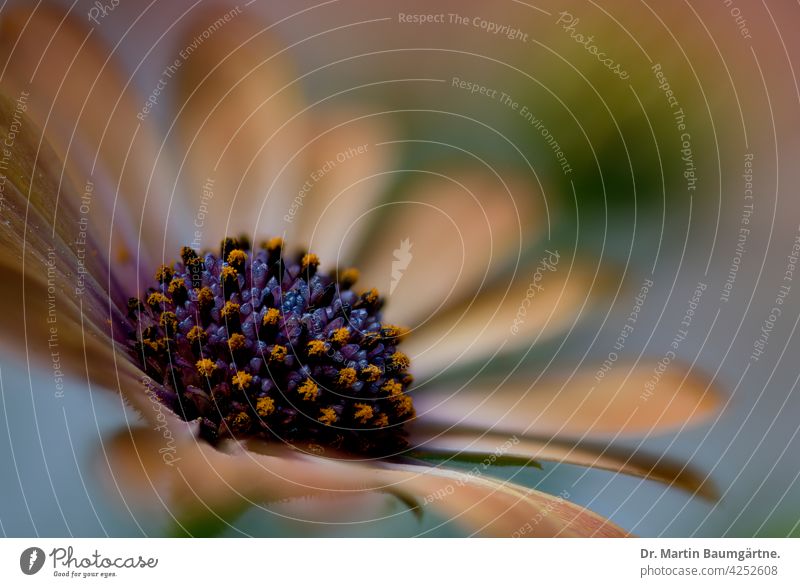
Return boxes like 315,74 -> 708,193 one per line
20,547 -> 46,575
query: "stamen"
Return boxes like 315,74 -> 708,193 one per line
361,365 -> 382,382
337,367 -> 357,387
330,327 -> 350,345
270,345 -> 287,363
353,403 -> 374,424
155,264 -> 174,284
147,292 -> 169,309
307,340 -> 327,357
389,351 -> 411,371
262,308 -> 280,327
196,359 -> 216,377
256,397 -> 275,417
382,379 -> 403,396
263,237 -> 283,252
227,333 -> 246,351
187,325 -> 207,346
232,371 -> 253,391
319,407 -> 338,426
168,278 -> 188,305
297,379 -> 319,401
227,249 -> 248,272
301,253 -> 320,272
180,246 -> 198,264
338,268 -> 360,289
221,301 -> 241,321
197,287 -> 214,310
160,312 -> 178,336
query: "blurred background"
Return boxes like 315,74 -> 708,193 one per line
1,0 -> 799,537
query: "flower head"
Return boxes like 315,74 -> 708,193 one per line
126,238 -> 415,455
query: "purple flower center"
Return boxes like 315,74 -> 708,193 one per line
124,236 -> 415,455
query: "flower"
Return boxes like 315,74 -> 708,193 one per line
0,4 -> 721,537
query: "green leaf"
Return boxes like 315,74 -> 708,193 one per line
407,449 -> 543,470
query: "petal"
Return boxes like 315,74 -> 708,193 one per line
355,169 -> 545,328
408,428 -> 718,499
390,463 -> 628,537
101,424 -> 626,536
100,425 -> 417,527
0,88 -> 163,428
413,361 -> 722,440
0,6 -> 188,271
173,7 -> 307,247
404,257 -> 602,380
0,92 -> 129,361
263,492 -> 402,528
292,109 -> 395,266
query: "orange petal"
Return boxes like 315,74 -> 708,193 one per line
414,361 -> 722,440
390,463 -> 628,537
101,423 -> 626,536
0,90 -> 162,420
0,6 -> 188,271
292,109 -> 395,266
100,425 -> 408,524
0,92 -> 132,366
355,169 -> 545,328
173,6 -> 308,247
404,257 -> 603,380
409,428 -> 717,499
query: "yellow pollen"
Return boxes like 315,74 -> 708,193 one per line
262,308 -> 280,326
389,351 -> 411,371
307,340 -> 327,357
382,379 -> 403,396
383,325 -> 409,340
221,266 -> 238,281
393,394 -> 415,417
143,338 -> 165,352
264,237 -> 283,252
168,277 -> 186,294
228,411 -> 251,432
221,301 -> 240,319
227,249 -> 248,266
232,370 -> 252,391
186,256 -> 204,273
301,253 -> 320,270
196,358 -> 216,377
155,264 -> 174,282
270,345 -> 287,362
187,325 -> 207,344
338,367 -> 357,387
256,397 -> 275,417
330,327 -> 349,344
319,407 -> 338,426
197,287 -> 214,308
374,413 -> 389,428
160,312 -> 178,331
361,364 -> 381,382
339,267 -> 359,286
227,332 -> 246,350
147,292 -> 169,307
297,379 -> 319,401
353,403 -> 374,424
362,288 -> 379,304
